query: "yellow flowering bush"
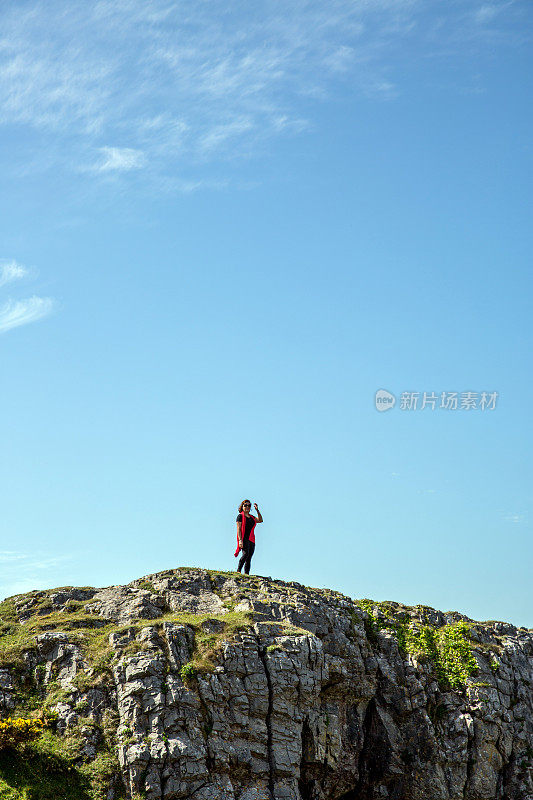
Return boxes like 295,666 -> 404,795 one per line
0,716 -> 44,749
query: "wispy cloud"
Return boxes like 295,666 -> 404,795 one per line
199,119 -> 254,154
0,551 -> 74,600
474,3 -> 511,24
501,511 -> 527,523
95,146 -> 146,172
0,257 -> 55,334
0,259 -> 28,287
0,551 -> 30,563
0,296 -> 54,333
0,551 -> 66,568
0,0 -> 525,190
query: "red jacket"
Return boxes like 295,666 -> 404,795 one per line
234,511 -> 256,556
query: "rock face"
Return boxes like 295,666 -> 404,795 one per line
0,567 -> 532,800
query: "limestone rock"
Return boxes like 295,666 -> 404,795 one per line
0,567 -> 531,800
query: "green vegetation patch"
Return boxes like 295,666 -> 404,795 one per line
78,751 -> 123,800
0,726 -> 125,800
356,600 -> 478,690
77,608 -> 255,677
0,717 -> 45,749
1,600 -> 254,702
171,610 -> 253,673
0,599 -> 110,671
0,599 -> 18,625
266,644 -> 285,654
136,581 -> 156,593
179,662 -> 197,685
0,745 -> 91,800
0,587 -> 254,798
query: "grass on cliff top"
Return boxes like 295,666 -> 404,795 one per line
0,598 -> 111,670
0,589 -> 253,680
73,608 -> 254,682
355,599 -> 478,690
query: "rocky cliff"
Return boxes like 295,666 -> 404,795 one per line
0,567 -> 532,800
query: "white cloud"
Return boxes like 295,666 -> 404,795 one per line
0,551 -> 67,568
0,0 -> 522,189
0,296 -> 54,333
366,79 -> 397,97
200,119 -> 254,153
0,552 -> 74,600
0,2 -> 415,167
96,146 -> 146,172
474,4 -> 509,24
501,511 -> 526,523
0,259 -> 28,287
0,551 -> 29,562
323,45 -> 357,73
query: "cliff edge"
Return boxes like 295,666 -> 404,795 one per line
0,567 -> 532,800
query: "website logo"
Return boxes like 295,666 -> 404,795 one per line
375,389 -> 396,412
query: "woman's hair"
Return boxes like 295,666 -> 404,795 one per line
238,499 -> 251,513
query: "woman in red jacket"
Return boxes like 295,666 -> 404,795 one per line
235,499 -> 263,574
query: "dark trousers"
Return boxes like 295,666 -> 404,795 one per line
237,540 -> 255,575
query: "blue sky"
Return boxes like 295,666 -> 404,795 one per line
1,0 -> 531,626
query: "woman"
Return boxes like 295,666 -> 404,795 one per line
235,499 -> 263,575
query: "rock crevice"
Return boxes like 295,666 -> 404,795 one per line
258,640 -> 276,798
